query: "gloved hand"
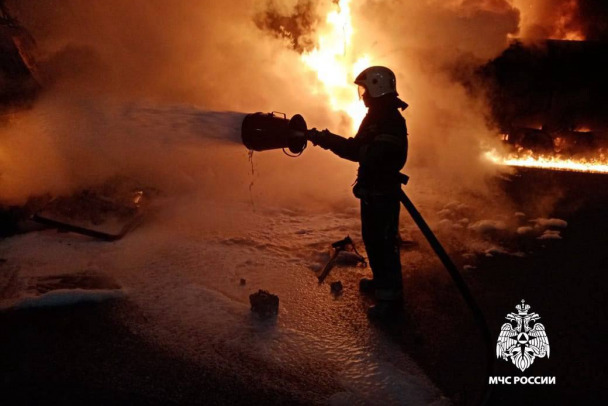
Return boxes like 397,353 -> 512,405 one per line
306,128 -> 329,146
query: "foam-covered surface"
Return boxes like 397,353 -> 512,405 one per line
0,201 -> 444,404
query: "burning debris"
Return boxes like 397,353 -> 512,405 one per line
249,289 -> 279,319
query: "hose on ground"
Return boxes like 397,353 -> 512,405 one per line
399,190 -> 493,406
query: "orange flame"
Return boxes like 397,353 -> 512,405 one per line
554,0 -> 585,41
485,149 -> 608,174
301,0 -> 370,131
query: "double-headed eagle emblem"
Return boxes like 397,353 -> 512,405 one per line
496,300 -> 550,372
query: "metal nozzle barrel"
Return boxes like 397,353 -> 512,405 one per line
241,112 -> 308,154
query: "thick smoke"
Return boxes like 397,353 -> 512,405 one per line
254,0 -> 321,53
511,0 -> 582,39
2,0 -> 576,217
6,0 -> 332,115
2,0 -> 353,208
577,0 -> 608,40
511,0 -> 608,41
349,0 -> 519,194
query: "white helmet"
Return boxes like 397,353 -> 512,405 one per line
354,66 -> 397,98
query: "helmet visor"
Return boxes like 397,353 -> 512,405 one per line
357,85 -> 367,100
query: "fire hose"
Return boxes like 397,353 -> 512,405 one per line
399,187 -> 493,406
242,111 -> 494,404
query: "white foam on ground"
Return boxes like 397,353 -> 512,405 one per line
7,288 -> 125,310
469,219 -> 507,233
534,218 -> 568,229
537,229 -> 562,240
0,200 -> 443,404
517,226 -> 534,235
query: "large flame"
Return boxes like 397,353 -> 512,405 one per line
301,0 -> 370,132
485,149 -> 608,174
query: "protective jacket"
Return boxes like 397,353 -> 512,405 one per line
311,95 -> 408,198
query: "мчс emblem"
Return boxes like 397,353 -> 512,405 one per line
496,300 -> 550,372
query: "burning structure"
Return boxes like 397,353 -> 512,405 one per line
476,37 -> 608,172
481,39 -> 608,154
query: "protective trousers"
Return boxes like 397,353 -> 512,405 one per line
360,195 -> 403,301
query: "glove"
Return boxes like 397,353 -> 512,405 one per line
306,128 -> 329,146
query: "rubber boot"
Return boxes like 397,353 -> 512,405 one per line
367,300 -> 402,320
359,278 -> 375,294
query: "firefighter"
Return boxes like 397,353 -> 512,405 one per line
307,66 -> 408,319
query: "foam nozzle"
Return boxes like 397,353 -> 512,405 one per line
241,112 -> 308,154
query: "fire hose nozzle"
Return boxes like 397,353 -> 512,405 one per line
242,112 -> 309,154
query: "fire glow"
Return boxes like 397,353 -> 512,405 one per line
301,0 -> 370,131
485,149 -> 608,174
510,0 -> 586,41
